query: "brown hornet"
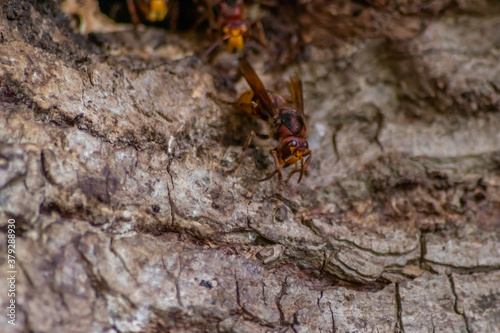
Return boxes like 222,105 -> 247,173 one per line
204,0 -> 266,55
126,0 -> 168,27
229,58 -> 312,190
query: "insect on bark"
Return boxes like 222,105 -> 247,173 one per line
227,58 -> 312,190
126,0 -> 169,27
204,0 -> 266,55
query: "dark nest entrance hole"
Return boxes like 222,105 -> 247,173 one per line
96,0 -> 201,30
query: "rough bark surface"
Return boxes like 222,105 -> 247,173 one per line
1,0 -> 500,332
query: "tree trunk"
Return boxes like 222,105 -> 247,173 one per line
1,0 -> 499,332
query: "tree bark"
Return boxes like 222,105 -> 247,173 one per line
1,0 -> 500,332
